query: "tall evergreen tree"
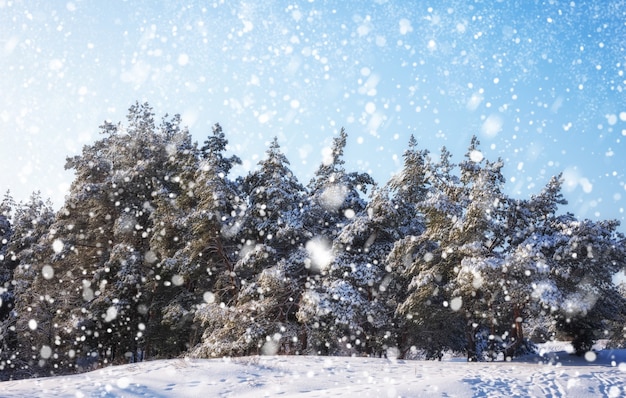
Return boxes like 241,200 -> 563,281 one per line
299,136 -> 431,357
387,144 -> 466,359
390,137 -> 511,361
298,186 -> 403,356
451,137 -> 509,360
538,216 -> 626,355
22,103 -> 197,371
192,137 -> 309,357
493,175 -> 569,358
82,103 -> 171,365
0,191 -> 15,378
145,122 -> 241,358
2,192 -> 55,377
240,138 -> 307,252
378,136 -> 436,357
306,128 -> 375,238
0,191 -> 15,320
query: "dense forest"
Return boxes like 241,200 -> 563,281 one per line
1,103 -> 625,380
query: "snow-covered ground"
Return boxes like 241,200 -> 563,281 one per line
2,343 -> 625,397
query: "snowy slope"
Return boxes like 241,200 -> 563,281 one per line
2,345 -> 625,397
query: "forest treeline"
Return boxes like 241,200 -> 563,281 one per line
1,102 -> 625,380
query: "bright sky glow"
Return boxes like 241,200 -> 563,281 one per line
1,1 -> 625,229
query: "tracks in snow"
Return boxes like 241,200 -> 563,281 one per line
463,363 -> 624,398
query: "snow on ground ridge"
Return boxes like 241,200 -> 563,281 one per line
2,345 -> 626,397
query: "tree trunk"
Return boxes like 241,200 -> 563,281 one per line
504,305 -> 524,359
299,326 -> 308,353
466,324 -> 478,362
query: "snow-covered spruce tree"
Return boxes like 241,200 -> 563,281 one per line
606,281 -> 626,348
298,185 -> 413,357
145,123 -> 242,358
1,192 -> 56,378
0,191 -> 15,321
451,138 -> 511,361
296,130 -> 378,355
443,138 -> 578,361
41,105 -> 139,369
78,103 -> 181,366
0,191 -> 14,379
493,175 -> 569,358
183,123 -> 242,304
305,128 -> 375,239
192,137 -> 310,357
134,114 -> 201,359
2,192 -> 55,286
22,103 -> 196,372
386,135 -> 430,233
237,137 -> 308,270
380,135 -> 434,357
536,216 -> 626,355
39,122 -> 127,373
388,144 -> 467,360
192,251 -> 308,357
299,136 -> 429,357
391,137 -> 513,361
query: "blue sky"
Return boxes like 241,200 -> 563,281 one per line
1,0 -> 625,229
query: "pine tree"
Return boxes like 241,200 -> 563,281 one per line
540,216 -> 626,355
42,127 -> 121,372
387,135 -> 431,221
301,136 -> 431,357
0,191 -> 15,320
2,192 -> 56,377
299,187 -> 403,356
232,137 -> 308,289
391,137 -> 511,361
388,144 -> 465,359
606,281 -> 626,348
494,175 -> 568,358
452,137 -> 509,360
192,251 -> 307,357
81,103 -> 169,365
24,103 -> 198,370
146,123 -> 241,358
192,137 -> 309,357
306,128 -> 375,238
0,191 -> 15,378
240,138 -> 308,253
